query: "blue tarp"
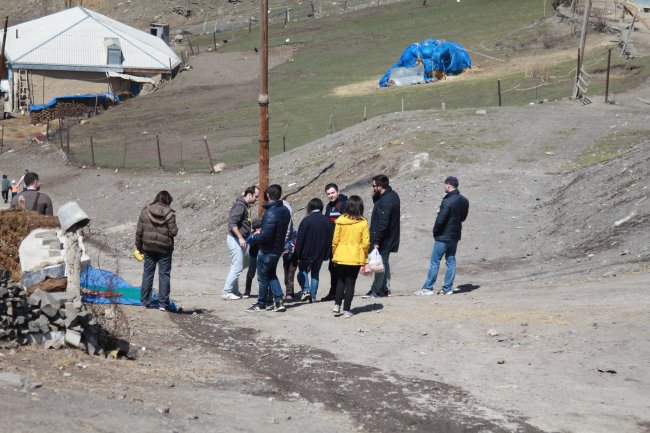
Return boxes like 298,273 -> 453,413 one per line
29,93 -> 119,112
379,39 -> 472,87
80,265 -> 176,311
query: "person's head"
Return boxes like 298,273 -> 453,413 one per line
24,169 -> 29,174
307,198 -> 324,214
24,172 -> 40,189
371,174 -> 389,197
344,195 -> 364,219
325,183 -> 339,203
2,174 -> 7,179
152,190 -> 173,206
444,176 -> 459,193
251,218 -> 262,230
265,184 -> 282,202
244,186 -> 259,205
11,179 -> 16,184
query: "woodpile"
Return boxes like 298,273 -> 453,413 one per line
30,99 -> 115,125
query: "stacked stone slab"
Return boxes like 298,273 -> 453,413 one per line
0,276 -> 125,356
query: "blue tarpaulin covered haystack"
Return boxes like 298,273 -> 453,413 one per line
29,93 -> 119,112
379,39 -> 471,87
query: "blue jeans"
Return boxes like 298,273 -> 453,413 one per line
422,240 -> 458,292
297,260 -> 323,299
370,251 -> 391,295
141,251 -> 172,307
223,235 -> 247,295
256,251 -> 283,306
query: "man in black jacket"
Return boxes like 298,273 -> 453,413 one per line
320,183 -> 348,302
363,174 -> 400,298
416,176 -> 469,296
246,184 -> 290,312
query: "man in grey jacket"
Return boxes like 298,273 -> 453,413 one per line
223,186 -> 259,300
10,172 -> 53,215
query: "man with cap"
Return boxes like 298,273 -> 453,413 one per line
415,176 -> 469,296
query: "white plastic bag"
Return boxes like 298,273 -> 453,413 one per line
367,247 -> 385,273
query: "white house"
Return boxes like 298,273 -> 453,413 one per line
0,7 -> 181,113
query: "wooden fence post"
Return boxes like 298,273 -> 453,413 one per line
156,135 -> 162,169
180,142 -> 184,172
285,8 -> 289,27
364,105 -> 367,121
497,79 -> 502,106
282,122 -> 289,152
188,39 -> 195,55
329,114 -> 334,134
122,136 -> 127,167
249,17 -> 253,34
90,136 -> 95,166
59,119 -> 64,150
1,126 -> 4,153
213,32 -> 217,51
203,136 -> 216,173
401,98 -> 404,112
66,127 -> 70,155
605,48 -> 612,103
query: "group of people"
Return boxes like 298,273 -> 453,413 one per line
205,173 -> 470,318
2,170 -> 54,215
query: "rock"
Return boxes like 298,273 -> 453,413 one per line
487,328 -> 499,337
64,330 -> 82,348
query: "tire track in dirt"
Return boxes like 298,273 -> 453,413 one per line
174,312 -> 544,433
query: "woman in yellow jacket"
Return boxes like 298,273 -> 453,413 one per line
331,195 -> 370,318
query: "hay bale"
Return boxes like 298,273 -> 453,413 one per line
0,209 -> 60,282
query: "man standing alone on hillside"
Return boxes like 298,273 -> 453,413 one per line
246,184 -> 291,313
223,186 -> 259,300
10,172 -> 53,215
320,183 -> 348,302
415,176 -> 469,296
362,174 -> 400,299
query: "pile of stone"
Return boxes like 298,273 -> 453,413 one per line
0,277 -> 126,356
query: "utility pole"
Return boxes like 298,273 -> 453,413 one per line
0,17 -> 9,79
574,0 -> 591,98
258,0 -> 269,214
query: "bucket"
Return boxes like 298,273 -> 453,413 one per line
57,202 -> 90,232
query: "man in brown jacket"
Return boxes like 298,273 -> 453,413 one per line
136,191 -> 178,311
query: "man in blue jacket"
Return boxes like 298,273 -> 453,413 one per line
246,184 -> 291,312
362,174 -> 400,298
416,176 -> 469,296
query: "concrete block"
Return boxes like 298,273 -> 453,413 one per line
35,231 -> 58,238
48,250 -> 63,258
64,329 -> 81,347
22,263 -> 66,289
52,292 -> 76,307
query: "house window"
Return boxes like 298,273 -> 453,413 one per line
105,38 -> 122,65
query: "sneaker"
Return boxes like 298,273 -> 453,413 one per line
332,304 -> 341,314
320,293 -> 336,302
414,289 -> 434,296
360,292 -> 378,299
222,293 -> 242,300
245,304 -> 264,313
242,293 -> 250,299
274,301 -> 286,312
285,294 -> 295,302
343,310 -> 353,319
158,306 -> 167,311
384,290 -> 392,297
437,289 -> 453,296
300,292 -> 311,302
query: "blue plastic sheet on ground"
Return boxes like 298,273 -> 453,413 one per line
29,93 -> 119,112
80,266 -> 176,311
379,39 -> 471,87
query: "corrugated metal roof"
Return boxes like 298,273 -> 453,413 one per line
1,7 -> 180,73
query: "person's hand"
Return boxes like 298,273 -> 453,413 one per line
238,238 -> 246,248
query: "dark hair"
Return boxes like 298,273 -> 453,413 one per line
24,172 -> 39,187
265,184 -> 282,201
244,186 -> 258,196
251,218 -> 262,230
372,174 -> 389,189
152,190 -> 173,206
2,174 -> 6,179
344,195 -> 364,219
324,183 -> 338,192
307,198 -> 324,213
444,176 -> 459,188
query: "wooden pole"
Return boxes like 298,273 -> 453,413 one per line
282,122 -> 289,152
605,48 -> 612,103
213,31 -> 217,51
90,136 -> 95,166
259,0 -> 270,215
621,9 -> 638,56
249,17 -> 252,34
1,126 -> 4,154
203,136 -> 216,173
156,135 -> 162,168
364,105 -> 367,121
66,127 -> 70,155
497,79 -> 502,106
0,17 -> 9,80
401,98 -> 404,112
574,48 -> 581,98
59,119 -> 64,150
180,142 -> 184,172
188,38 -> 195,55
344,0 -> 348,10
64,230 -> 82,301
94,95 -> 98,115
285,8 -> 288,27
122,136 -> 127,167
329,114 -> 333,134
